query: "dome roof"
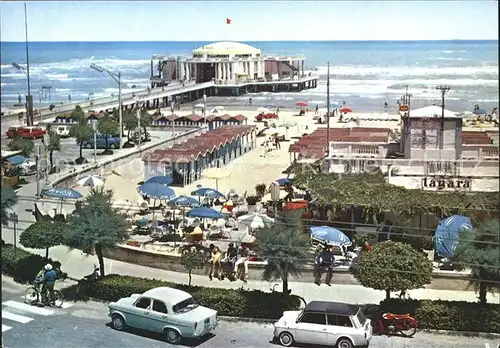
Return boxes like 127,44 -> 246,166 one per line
192,41 -> 261,56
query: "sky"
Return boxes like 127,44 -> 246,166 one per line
1,1 -> 498,42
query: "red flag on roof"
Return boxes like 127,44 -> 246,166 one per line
226,18 -> 232,24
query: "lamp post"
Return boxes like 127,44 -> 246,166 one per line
203,94 -> 207,124
35,143 -> 41,198
10,213 -> 19,257
12,62 -> 33,126
136,97 -> 142,149
90,64 -> 123,149
92,121 -> 97,163
170,103 -> 176,141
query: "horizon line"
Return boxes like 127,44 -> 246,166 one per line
1,39 -> 498,44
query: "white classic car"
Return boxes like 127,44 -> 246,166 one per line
273,301 -> 372,348
108,287 -> 218,344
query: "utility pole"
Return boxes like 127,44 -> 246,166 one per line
400,85 -> 412,153
24,2 -> 33,126
436,85 -> 451,149
326,62 -> 331,157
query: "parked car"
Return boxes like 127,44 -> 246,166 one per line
17,158 -> 37,176
108,286 -> 218,344
273,301 -> 372,348
5,125 -> 24,139
55,125 -> 71,138
130,131 -> 151,143
81,134 -> 121,149
6,126 -> 46,139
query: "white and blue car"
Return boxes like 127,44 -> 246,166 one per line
108,287 -> 218,344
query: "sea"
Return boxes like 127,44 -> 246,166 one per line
1,40 -> 498,113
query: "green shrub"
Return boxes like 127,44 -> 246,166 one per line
1,244 -> 67,283
391,233 -> 434,251
86,274 -> 301,319
380,298 -> 500,333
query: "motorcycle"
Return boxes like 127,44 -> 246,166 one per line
364,305 -> 418,337
76,264 -> 100,296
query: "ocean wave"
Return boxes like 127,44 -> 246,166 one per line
314,65 -> 498,77
441,50 -> 466,54
45,73 -> 69,80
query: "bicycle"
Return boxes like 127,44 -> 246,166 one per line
76,264 -> 100,296
24,283 -> 64,308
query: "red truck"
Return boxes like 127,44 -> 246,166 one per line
6,126 -> 47,139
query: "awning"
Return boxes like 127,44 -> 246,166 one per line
6,155 -> 26,166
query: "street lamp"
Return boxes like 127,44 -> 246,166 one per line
90,63 -> 123,149
12,62 -> 33,126
92,121 -> 98,163
203,94 -> 207,124
136,97 -> 142,149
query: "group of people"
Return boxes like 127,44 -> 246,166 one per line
34,263 -> 58,306
208,238 -> 255,282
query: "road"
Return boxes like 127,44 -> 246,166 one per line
2,278 -> 497,348
2,130 -> 172,183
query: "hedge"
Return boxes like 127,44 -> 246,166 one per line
1,244 -> 67,283
85,274 -> 301,320
380,298 -> 500,333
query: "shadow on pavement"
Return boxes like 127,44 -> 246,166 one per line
58,283 -> 92,303
104,323 -> 215,347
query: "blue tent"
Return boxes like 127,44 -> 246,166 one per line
6,155 -> 26,166
145,176 -> 173,186
168,195 -> 200,208
276,178 -> 291,186
191,187 -> 224,198
434,215 -> 473,258
137,183 -> 175,200
310,226 -> 352,247
186,207 -> 223,219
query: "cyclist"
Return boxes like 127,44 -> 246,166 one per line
39,264 -> 57,305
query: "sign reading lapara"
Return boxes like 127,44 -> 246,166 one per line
421,177 -> 472,190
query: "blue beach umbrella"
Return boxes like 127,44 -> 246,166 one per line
473,108 -> 487,115
191,187 -> 224,199
6,155 -> 26,166
186,207 -> 223,219
310,226 -> 352,247
276,178 -> 291,186
137,183 -> 175,200
41,187 -> 83,200
167,195 -> 200,208
145,176 -> 174,186
434,215 -> 473,258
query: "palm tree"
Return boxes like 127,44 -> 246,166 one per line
7,136 -> 35,157
68,106 -> 92,163
65,186 -> 130,277
255,210 -> 311,300
46,130 -> 61,173
453,219 -> 500,304
1,187 -> 18,226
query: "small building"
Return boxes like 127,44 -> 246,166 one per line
152,113 -> 247,130
143,125 -> 256,186
53,111 -> 107,124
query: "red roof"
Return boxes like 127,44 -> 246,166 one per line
216,114 -> 233,121
233,114 -> 247,121
144,125 -> 256,163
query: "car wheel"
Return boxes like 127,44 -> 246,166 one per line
278,332 -> 294,347
164,328 -> 181,344
336,337 -> 354,348
18,168 -> 26,176
109,143 -> 116,149
111,314 -> 126,331
85,143 -> 92,149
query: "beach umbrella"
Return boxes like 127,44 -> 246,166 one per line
473,108 -> 487,115
340,107 -> 353,113
238,213 -> 274,229
257,107 -> 270,114
145,175 -> 173,186
194,104 -> 205,109
191,187 -> 225,199
202,168 -> 232,190
167,195 -> 200,208
278,121 -> 297,128
310,226 -> 352,247
296,101 -> 308,107
41,187 -> 83,214
186,206 -> 223,219
77,175 -> 106,187
276,178 -> 291,186
41,187 -> 83,200
6,155 -> 26,166
434,215 -> 473,258
137,183 -> 175,200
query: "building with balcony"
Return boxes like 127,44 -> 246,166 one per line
150,41 -> 317,95
289,106 -> 499,193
